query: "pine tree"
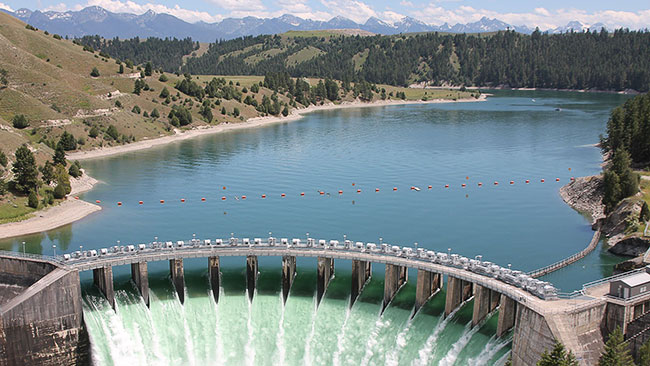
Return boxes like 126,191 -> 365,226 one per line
641,201 -> 650,222
538,340 -> 579,366
12,145 -> 39,194
144,62 -> 153,76
53,144 -> 67,167
118,64 -> 124,74
598,327 -> 634,366
27,190 -> 38,208
39,161 -> 55,185
639,338 -> 650,366
90,67 -> 100,77
610,148 -> 638,198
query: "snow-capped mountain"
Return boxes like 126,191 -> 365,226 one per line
0,6 -> 617,42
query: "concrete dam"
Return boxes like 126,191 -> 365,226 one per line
2,236 -> 650,365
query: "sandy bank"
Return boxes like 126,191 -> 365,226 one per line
0,173 -> 101,240
68,95 -> 486,161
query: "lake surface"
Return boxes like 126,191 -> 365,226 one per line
0,90 -> 631,365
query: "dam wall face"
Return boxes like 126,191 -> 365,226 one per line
0,257 -> 89,366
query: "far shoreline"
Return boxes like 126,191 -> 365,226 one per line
68,95 -> 487,161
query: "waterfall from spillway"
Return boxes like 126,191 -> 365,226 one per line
82,268 -> 511,366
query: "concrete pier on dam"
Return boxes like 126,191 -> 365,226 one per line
2,236 -> 650,365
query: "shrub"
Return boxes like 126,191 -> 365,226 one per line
0,151 -> 7,167
88,126 -> 100,138
90,67 -> 100,77
27,190 -> 38,208
106,125 -> 119,140
53,183 -> 66,199
150,108 -> 160,119
68,163 -> 81,178
58,131 -> 77,151
12,115 -> 29,129
159,74 -> 168,82
131,105 -> 141,114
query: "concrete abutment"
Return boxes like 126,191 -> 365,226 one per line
209,256 -> 220,304
351,260 -> 371,307
282,255 -> 296,303
415,269 -> 440,314
383,264 -> 407,311
317,257 -> 334,306
497,295 -> 517,337
169,258 -> 185,304
246,255 -> 258,301
131,262 -> 149,307
93,266 -> 115,310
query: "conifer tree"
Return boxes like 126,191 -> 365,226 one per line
538,340 -> 578,366
598,327 -> 634,366
12,145 -> 39,194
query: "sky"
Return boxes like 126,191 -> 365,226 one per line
0,0 -> 648,30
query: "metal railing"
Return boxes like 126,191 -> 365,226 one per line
0,250 -> 62,264
528,230 -> 601,278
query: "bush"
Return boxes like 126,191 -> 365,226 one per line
88,126 -> 100,138
150,108 -> 160,119
106,125 -> 119,140
68,163 -> 81,178
0,151 -> 7,167
131,105 -> 141,114
27,190 -> 38,208
0,179 -> 6,196
159,74 -> 168,82
90,67 -> 100,77
12,114 -> 29,129
53,183 -> 66,199
58,131 -> 77,151
167,105 -> 192,126
641,201 -> 650,222
115,100 -> 122,108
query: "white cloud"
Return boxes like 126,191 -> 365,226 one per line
205,0 -> 265,12
400,1 -> 414,7
43,2 -> 69,12
0,2 -> 13,11
416,3 -> 650,30
320,0 -> 377,23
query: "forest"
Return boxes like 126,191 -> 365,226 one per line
78,29 -> 650,92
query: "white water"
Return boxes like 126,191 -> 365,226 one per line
83,273 -> 511,366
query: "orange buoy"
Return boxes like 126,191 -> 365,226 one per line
281,193 -> 286,197
541,179 -> 545,183
117,202 -> 122,206
242,195 -> 247,199
201,197 -> 206,201
376,188 -> 380,192
181,198 -> 185,202
494,181 -> 499,185
74,196 -> 79,200
466,176 -> 469,180
510,181 -> 514,185
445,184 -> 449,188
319,191 -> 324,195
393,187 -> 397,191
357,189 -> 361,193
556,178 -> 560,182
570,177 -> 575,181
338,190 -> 342,194
160,200 -> 165,204
568,168 -> 572,171
461,183 -> 466,187
222,186 -> 226,190
221,196 -> 226,200
525,180 -> 530,184
300,192 -> 305,196
96,200 -> 101,203
139,201 -> 144,204
352,183 -> 355,186
428,185 -> 432,189
262,194 -> 266,198
478,182 -> 483,186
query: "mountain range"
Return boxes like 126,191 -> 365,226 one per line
2,6 -> 609,42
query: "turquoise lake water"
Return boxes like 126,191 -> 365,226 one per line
0,90 -> 631,365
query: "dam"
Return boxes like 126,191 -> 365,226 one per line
2,235 -> 650,365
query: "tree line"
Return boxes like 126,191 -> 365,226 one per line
601,92 -> 649,212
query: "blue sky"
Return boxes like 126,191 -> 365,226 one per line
0,0 -> 648,29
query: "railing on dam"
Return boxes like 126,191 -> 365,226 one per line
56,236 -> 559,301
527,229 -> 601,279
0,250 -> 62,264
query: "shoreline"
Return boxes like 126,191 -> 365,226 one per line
2,95 -> 486,240
0,173 -> 101,240
68,95 -> 486,161
409,83 -> 639,95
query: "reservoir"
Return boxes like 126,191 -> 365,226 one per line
0,90 -> 631,365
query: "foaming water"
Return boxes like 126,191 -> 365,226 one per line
84,268 -> 511,366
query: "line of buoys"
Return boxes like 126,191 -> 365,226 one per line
100,174 -> 577,206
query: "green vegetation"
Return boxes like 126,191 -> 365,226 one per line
602,93 -> 650,166
77,36 -> 196,72
639,338 -> 650,366
12,145 -> 38,194
537,340 -> 578,366
168,105 -> 192,126
90,67 -> 100,77
599,327 -> 634,366
12,114 -> 29,129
